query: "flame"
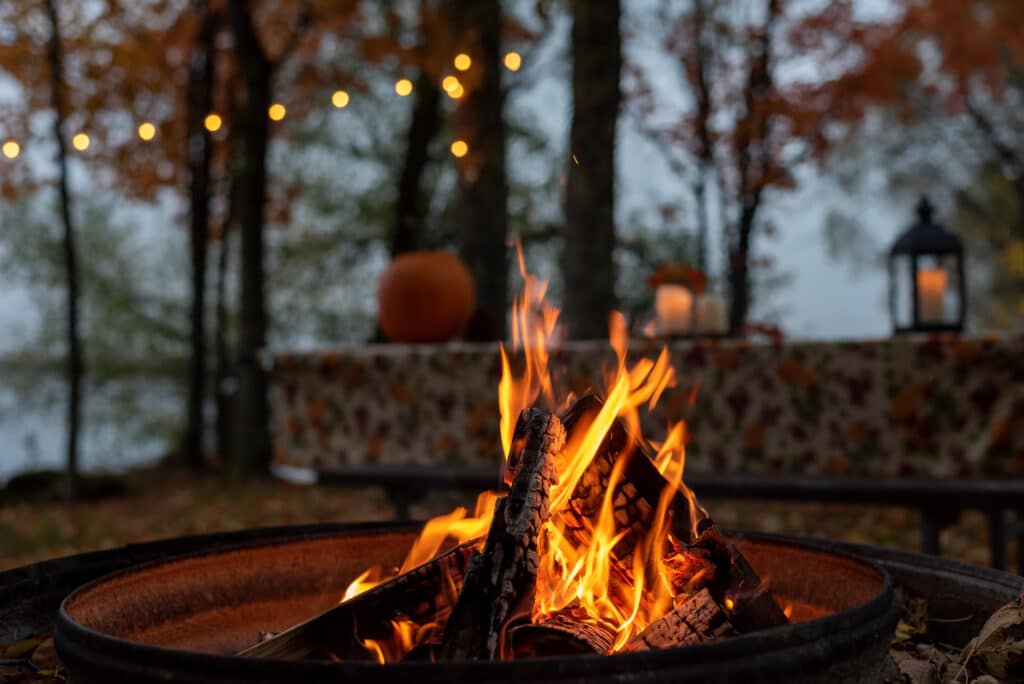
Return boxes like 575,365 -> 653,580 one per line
345,245 -> 712,661
359,618 -> 442,664
338,491 -> 498,661
498,243 -> 560,458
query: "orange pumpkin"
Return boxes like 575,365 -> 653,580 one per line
377,251 -> 476,343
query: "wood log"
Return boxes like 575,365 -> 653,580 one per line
559,394 -> 788,633
622,588 -> 733,653
559,394 -> 705,556
439,408 -> 565,661
237,541 -> 476,660
509,605 -> 616,657
688,521 -> 789,634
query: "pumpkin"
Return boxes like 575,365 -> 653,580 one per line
377,251 -> 476,343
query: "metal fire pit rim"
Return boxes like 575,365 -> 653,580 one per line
55,525 -> 897,683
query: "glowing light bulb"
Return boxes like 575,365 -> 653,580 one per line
504,51 -> 522,72
204,113 -> 222,132
138,122 -> 156,141
395,79 -> 413,96
448,84 -> 464,99
450,140 -> 468,158
72,133 -> 90,151
2,140 -> 19,159
268,103 -> 286,121
442,75 -> 460,93
331,90 -> 350,108
453,53 -> 471,71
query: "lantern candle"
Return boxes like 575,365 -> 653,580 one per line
916,267 -> 947,324
655,284 -> 693,335
696,293 -> 728,335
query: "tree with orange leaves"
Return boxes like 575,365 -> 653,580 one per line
821,0 -> 1024,327
635,0 -> 852,334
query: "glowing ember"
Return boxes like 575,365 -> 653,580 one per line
341,250 -> 710,661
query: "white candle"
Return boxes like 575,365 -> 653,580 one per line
917,267 -> 947,323
655,284 -> 693,335
696,293 -> 728,335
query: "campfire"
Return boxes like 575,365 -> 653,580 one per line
243,254 -> 788,663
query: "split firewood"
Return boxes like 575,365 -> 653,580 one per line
509,604 -> 617,657
559,394 -> 788,633
622,588 -> 734,653
439,408 -> 565,661
687,521 -> 788,633
238,541 -> 476,660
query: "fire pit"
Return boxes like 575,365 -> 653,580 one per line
55,524 -> 897,683
55,256 -> 908,682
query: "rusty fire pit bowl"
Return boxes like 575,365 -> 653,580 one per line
55,524 -> 898,684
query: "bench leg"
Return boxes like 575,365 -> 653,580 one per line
987,511 -> 1007,571
1018,509 -> 1024,575
983,509 -> 1007,569
920,510 -> 942,556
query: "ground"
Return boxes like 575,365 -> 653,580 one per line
0,465 -> 1011,573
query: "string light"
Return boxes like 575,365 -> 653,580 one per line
394,78 -> 413,96
204,113 -> 222,132
504,51 -> 522,72
453,53 -> 472,71
72,133 -> 90,151
442,76 -> 464,99
450,140 -> 468,158
268,103 -> 286,121
331,90 -> 350,108
2,140 -> 19,159
138,122 -> 156,141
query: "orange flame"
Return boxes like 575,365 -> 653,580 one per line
345,246 -> 707,660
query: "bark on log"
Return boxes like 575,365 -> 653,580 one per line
439,409 -> 565,661
559,394 -> 788,632
238,542 -> 476,660
509,605 -> 616,657
622,588 -> 733,653
689,521 -> 788,633
559,394 -> 705,557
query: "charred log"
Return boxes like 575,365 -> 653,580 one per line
439,409 -> 565,661
559,394 -> 788,632
509,604 -> 616,657
623,588 -> 733,653
238,542 -> 476,660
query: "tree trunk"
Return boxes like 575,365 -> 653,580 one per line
182,3 -> 219,469
728,212 -> 753,334
453,0 -> 508,340
214,223 -> 234,464
391,69 -> 441,256
563,0 -> 621,340
44,0 -> 83,502
228,0 -> 273,476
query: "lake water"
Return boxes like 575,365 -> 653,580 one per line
0,373 -> 181,486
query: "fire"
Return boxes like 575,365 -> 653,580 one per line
344,249 -> 707,661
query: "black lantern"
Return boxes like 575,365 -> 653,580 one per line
888,196 -> 966,334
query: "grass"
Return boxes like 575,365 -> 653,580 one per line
0,465 -> 1013,573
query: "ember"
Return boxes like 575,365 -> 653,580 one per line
246,253 -> 787,662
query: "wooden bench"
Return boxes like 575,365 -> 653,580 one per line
312,465 -> 1024,573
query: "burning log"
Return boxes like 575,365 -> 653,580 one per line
237,541 -> 476,660
509,605 -> 616,657
439,408 -> 565,661
559,394 -> 788,633
622,588 -> 733,653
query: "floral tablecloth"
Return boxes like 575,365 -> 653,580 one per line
269,335 -> 1024,478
